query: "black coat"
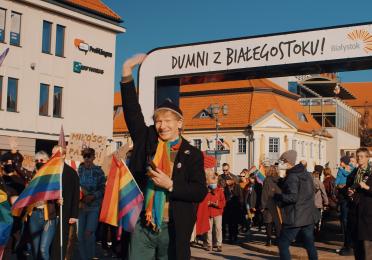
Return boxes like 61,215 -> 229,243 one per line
276,164 -> 316,227
51,163 -> 80,259
121,80 -> 208,260
346,165 -> 372,240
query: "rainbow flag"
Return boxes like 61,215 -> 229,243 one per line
100,156 -> 143,233
255,164 -> 266,184
0,189 -> 13,259
12,152 -> 63,214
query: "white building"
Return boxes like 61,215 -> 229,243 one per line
0,0 -> 124,156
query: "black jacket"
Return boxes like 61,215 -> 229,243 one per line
346,164 -> 372,240
276,164 -> 316,227
51,163 -> 80,259
121,80 -> 208,260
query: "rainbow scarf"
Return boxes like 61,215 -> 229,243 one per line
0,189 -> 13,259
144,138 -> 181,231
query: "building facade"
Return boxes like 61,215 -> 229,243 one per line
0,0 -> 124,156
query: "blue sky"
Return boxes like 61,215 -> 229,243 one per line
102,0 -> 372,90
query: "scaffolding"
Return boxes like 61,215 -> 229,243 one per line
299,97 -> 361,136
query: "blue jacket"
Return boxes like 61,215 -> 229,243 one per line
78,164 -> 106,208
335,165 -> 354,185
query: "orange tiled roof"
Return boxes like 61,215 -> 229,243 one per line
181,78 -> 298,97
113,79 -> 320,135
341,82 -> 372,107
114,92 -> 122,107
181,89 -> 321,134
113,109 -> 128,133
64,0 -> 121,21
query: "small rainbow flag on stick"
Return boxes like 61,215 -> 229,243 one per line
12,152 -> 63,214
0,189 -> 13,260
100,156 -> 143,233
255,164 -> 266,184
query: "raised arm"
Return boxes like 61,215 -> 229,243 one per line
120,54 -> 148,143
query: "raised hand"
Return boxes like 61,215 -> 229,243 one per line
122,53 -> 147,77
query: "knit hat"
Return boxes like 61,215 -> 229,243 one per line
155,99 -> 183,119
279,150 -> 297,166
203,152 -> 216,169
340,155 -> 350,165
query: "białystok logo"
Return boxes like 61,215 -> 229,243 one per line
347,29 -> 372,53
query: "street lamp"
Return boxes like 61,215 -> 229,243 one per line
207,104 -> 228,171
247,125 -> 254,168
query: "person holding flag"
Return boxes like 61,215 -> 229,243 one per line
120,54 -> 208,260
48,146 -> 80,260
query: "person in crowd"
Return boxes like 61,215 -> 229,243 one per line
0,150 -> 28,259
261,165 -> 282,247
199,171 -> 225,252
244,173 -> 257,234
312,165 -> 328,234
335,155 -> 354,256
322,167 -> 337,212
274,150 -> 318,260
346,147 -> 372,260
121,54 -> 207,260
219,164 -> 243,243
194,154 -> 217,248
50,145 -> 80,260
78,147 -> 106,260
24,151 -> 59,260
249,172 -> 263,232
239,169 -> 249,233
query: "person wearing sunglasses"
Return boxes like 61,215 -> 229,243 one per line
77,147 -> 106,260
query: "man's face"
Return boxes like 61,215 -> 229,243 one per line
155,111 -> 183,142
222,166 -> 229,174
356,151 -> 370,167
83,153 -> 95,165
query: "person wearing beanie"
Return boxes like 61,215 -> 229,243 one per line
120,54 -> 207,260
274,150 -> 318,260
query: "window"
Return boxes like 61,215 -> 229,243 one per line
0,9 -> 6,42
53,86 -> 62,117
292,139 -> 297,151
39,83 -> 49,116
55,24 -> 65,57
238,138 -> 247,154
297,112 -> 308,122
10,12 -> 21,46
217,138 -> 224,150
7,77 -> 18,112
269,137 -> 280,153
193,139 -> 202,150
42,21 -> 52,53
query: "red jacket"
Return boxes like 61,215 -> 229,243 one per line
196,187 -> 226,235
207,187 -> 226,217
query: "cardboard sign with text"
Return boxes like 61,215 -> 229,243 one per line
66,133 -> 108,166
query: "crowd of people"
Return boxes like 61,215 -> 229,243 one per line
0,54 -> 371,260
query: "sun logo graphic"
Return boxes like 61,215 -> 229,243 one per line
347,29 -> 372,53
